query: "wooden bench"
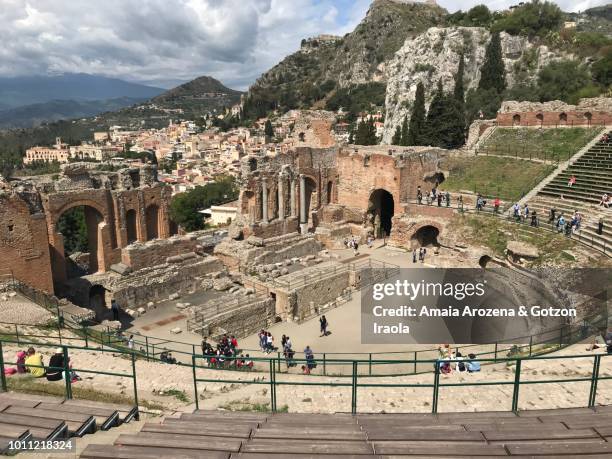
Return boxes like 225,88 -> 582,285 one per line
4,405 -> 96,436
482,428 -> 600,442
365,429 -> 484,442
0,427 -> 31,454
80,444 -> 230,459
169,416 -> 260,429
0,412 -> 67,440
61,399 -> 139,423
115,432 -> 243,453
372,441 -> 508,456
37,402 -> 120,430
253,426 -> 366,441
506,440 -> 612,456
241,438 -> 374,455
142,422 -> 252,439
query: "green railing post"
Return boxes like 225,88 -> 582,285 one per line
588,354 -> 602,408
58,323 -> 63,345
511,359 -> 522,412
351,361 -> 358,415
414,351 -> 417,374
559,327 -> 563,347
268,359 -> 276,413
83,326 -> 89,348
323,353 -> 326,376
63,346 -> 72,400
145,337 -> 150,362
0,340 -> 7,392
191,354 -> 199,411
494,342 -> 498,362
131,352 -> 139,420
277,352 -> 281,373
368,353 -> 372,376
272,359 -> 277,412
15,325 -> 19,345
432,362 -> 440,414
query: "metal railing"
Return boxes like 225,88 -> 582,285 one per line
0,338 -> 139,419
190,350 -> 612,415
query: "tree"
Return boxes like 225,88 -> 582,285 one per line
407,82 -> 426,145
354,117 -> 377,145
592,49 -> 612,87
479,32 -> 506,95
424,80 -> 445,147
492,0 -> 563,38
264,120 -> 274,139
169,177 -> 238,231
453,54 -> 467,144
391,126 -> 401,145
537,60 -> 591,103
399,115 -> 409,146
466,5 -> 492,27
425,80 -> 466,149
454,54 -> 465,103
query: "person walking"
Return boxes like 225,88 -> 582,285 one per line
320,315 -> 328,337
412,249 -> 417,263
598,218 -> 604,235
127,335 -> 134,350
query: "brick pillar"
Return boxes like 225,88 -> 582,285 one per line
290,178 -> 296,217
262,179 -> 269,223
278,175 -> 285,220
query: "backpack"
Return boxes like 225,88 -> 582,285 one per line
458,361 -> 466,372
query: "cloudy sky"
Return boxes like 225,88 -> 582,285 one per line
1,0 -> 609,90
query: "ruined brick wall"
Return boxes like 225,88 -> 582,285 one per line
121,235 -> 200,271
205,298 -> 275,339
496,98 -> 612,127
389,215 -> 446,249
0,193 -> 54,292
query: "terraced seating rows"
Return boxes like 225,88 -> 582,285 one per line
539,135 -> 612,206
81,407 -> 612,458
0,392 -> 138,455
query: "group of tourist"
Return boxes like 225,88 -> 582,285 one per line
548,208 -> 584,236
280,334 -> 319,374
600,193 -> 611,208
343,237 -> 360,255
3,347 -> 80,382
258,329 -> 277,353
512,203 -> 539,227
201,335 -> 253,370
436,344 -> 481,375
417,186 -> 451,207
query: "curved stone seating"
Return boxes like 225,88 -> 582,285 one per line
80,406 -> 612,458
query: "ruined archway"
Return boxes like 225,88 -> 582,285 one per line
302,176 -> 318,228
479,255 -> 492,268
512,114 -> 521,126
326,180 -> 334,205
559,112 -> 568,124
88,284 -> 108,320
369,189 -> 394,238
145,204 -> 159,240
126,209 -> 138,244
55,204 -> 105,281
411,225 -> 439,248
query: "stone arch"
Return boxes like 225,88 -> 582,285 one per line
559,112 -> 568,124
126,209 -> 138,244
536,113 -> 544,123
368,189 -> 395,238
302,176 -> 318,227
479,254 -> 492,268
512,114 -> 521,126
169,219 -> 179,236
411,224 -> 440,248
298,132 -> 306,142
52,204 -> 107,283
585,112 -> 592,125
145,204 -> 160,240
88,284 -> 108,320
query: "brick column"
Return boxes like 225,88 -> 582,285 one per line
262,179 -> 269,224
278,175 -> 285,220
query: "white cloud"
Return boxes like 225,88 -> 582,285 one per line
0,1 -> 609,90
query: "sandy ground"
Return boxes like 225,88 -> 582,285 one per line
3,336 -> 611,415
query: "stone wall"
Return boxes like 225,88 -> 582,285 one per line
389,215 -> 447,249
0,192 -> 54,292
497,97 -> 612,127
205,298 -> 275,339
122,235 -> 201,271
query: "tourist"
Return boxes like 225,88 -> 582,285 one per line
426,194 -> 431,206
523,204 -> 529,222
467,353 -> 481,373
437,192 -> 442,207
244,354 -> 254,370
458,195 -> 463,211
281,334 -> 288,349
418,248 -> 423,262
111,299 -> 120,322
304,346 -> 316,373
15,350 -> 26,374
266,332 -> 275,353
454,352 -> 467,373
600,193 -> 610,208
568,175 -> 576,187
493,197 -> 500,213
353,239 -> 359,256
320,315 -> 328,337
574,212 -> 582,233
412,249 -> 417,263
557,215 -> 565,232
127,335 -> 134,350
476,195 -> 484,212
301,364 -> 310,375
549,207 -> 556,223
230,335 -> 238,349
46,348 -> 65,382
445,190 -> 450,207
598,218 -> 604,235
512,203 -> 520,221
24,347 -> 45,378
421,247 -> 427,263
417,186 -> 422,205
259,330 -> 267,352
565,220 -> 572,237
531,211 -> 538,227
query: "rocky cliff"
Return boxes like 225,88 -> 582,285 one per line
381,27 -> 561,143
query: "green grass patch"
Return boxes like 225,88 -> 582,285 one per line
219,399 -> 289,413
6,375 -> 164,411
158,388 -> 190,403
442,156 -> 554,201
480,127 -> 600,162
455,213 -> 581,265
